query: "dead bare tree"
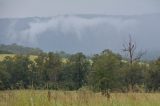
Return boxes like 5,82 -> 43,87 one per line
122,35 -> 146,65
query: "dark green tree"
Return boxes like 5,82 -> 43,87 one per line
59,52 -> 90,90
34,53 -> 48,88
146,58 -> 160,91
45,52 -> 62,89
0,62 -> 10,90
122,62 -> 146,91
89,49 -> 122,94
2,55 -> 33,89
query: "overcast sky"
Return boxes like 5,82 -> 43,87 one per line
0,0 -> 160,18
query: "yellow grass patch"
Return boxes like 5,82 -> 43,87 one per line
0,54 -> 38,61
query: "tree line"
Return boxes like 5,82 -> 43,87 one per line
0,49 -> 160,92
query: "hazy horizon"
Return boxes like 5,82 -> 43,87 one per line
1,0 -> 160,18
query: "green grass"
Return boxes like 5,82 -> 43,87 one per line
0,90 -> 160,106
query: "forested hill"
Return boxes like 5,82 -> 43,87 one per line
0,50 -> 13,54
0,43 -> 43,55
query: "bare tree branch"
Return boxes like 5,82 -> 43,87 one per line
122,35 -> 145,64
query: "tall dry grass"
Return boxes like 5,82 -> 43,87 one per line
0,90 -> 160,106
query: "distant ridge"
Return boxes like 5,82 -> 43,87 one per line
0,43 -> 43,55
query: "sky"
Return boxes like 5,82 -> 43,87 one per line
0,0 -> 160,18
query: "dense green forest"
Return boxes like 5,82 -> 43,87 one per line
0,49 -> 160,93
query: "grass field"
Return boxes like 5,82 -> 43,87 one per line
0,90 -> 160,106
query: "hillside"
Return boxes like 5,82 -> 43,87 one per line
0,43 -> 43,55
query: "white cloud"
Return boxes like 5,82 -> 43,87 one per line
7,15 -> 138,46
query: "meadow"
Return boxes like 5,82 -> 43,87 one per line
0,90 -> 160,106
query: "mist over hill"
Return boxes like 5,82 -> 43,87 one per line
0,14 -> 160,59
